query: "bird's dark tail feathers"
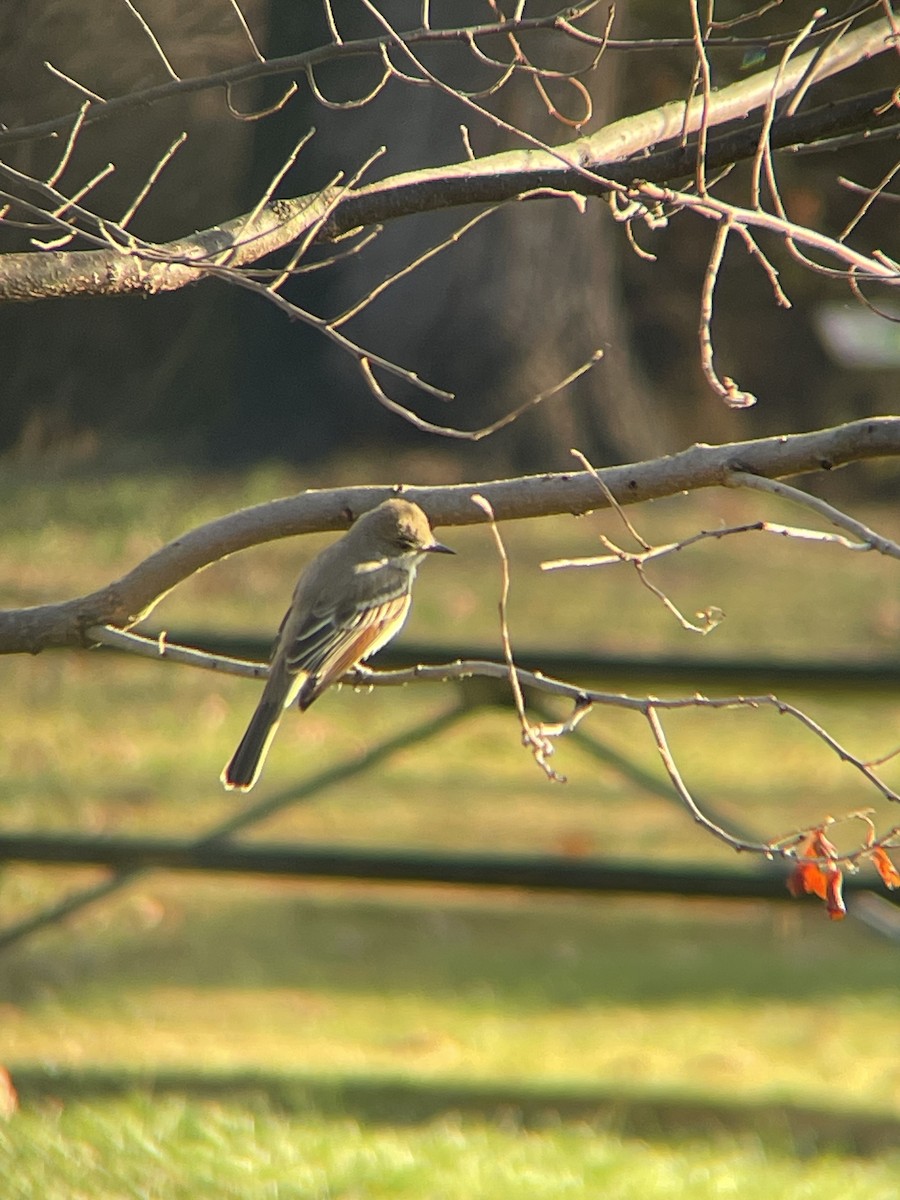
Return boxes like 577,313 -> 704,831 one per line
221,699 -> 282,792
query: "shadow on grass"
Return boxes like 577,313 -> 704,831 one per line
11,1064 -> 900,1157
3,889 -> 898,1010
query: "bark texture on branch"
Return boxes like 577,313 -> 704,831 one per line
0,16 -> 892,304
0,417 -> 896,656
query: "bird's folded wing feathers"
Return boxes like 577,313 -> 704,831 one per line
284,585 -> 412,708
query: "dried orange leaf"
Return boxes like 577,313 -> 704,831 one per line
825,870 -> 847,921
871,846 -> 900,890
787,859 -> 828,901
787,828 -> 847,919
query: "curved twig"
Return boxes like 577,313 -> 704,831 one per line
84,629 -> 900,862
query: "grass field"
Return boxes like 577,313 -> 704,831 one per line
1,464 -> 900,1197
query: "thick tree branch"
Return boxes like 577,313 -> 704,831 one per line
0,417 -> 897,655
0,15 -> 893,304
319,86 -> 898,237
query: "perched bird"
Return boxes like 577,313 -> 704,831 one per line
221,498 -> 453,791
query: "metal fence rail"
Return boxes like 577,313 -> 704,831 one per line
2,642 -> 898,951
3,828 -> 896,902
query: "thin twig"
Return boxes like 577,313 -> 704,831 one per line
216,127 -> 318,271
96,618 -> 900,865
121,0 -> 180,81
269,148 -> 386,291
88,625 -> 267,678
645,705 -> 767,852
839,158 -> 900,241
839,174 -> 900,203
248,227 -> 380,278
4,7 -> 884,151
46,102 -> 90,187
225,81 -> 298,121
323,0 -> 342,44
733,224 -> 792,308
784,15 -> 854,117
559,451 -> 723,635
848,272 -> 900,321
226,0 -> 265,62
569,448 -> 651,550
631,180 -> 899,283
119,133 -> 187,229
710,0 -> 785,30
687,0 -> 713,195
43,62 -> 105,102
471,494 -> 566,782
356,350 -> 601,442
725,471 -> 900,560
330,206 -> 503,328
305,59 -> 391,109
698,219 -> 757,407
542,519 -> 884,571
29,163 -> 117,250
750,8 -> 825,208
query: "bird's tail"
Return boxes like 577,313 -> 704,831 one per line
221,699 -> 283,792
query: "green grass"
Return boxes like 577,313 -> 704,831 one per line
2,465 -> 900,1196
5,888 -> 900,1196
6,1097 -> 900,1200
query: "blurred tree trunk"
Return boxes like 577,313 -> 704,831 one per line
0,0 -> 266,465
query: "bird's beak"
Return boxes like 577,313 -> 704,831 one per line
427,540 -> 455,554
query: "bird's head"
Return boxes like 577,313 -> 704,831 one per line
353,498 -> 454,561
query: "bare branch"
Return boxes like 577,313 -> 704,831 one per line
645,705 -> 764,852
329,206 -> 502,329
89,624 -> 267,679
121,0 -> 180,81
305,58 -> 391,109
698,219 -> 758,408
725,471 -> 900,560
542,519 -> 885,572
225,80 -> 298,121
733,224 -> 792,308
472,494 -> 565,783
687,0 -> 713,195
0,8 -> 606,147
0,41 -> 894,306
557,447 -> 725,633
42,62 -> 105,103
750,8 -> 825,209
119,133 -> 187,230
632,181 -> 900,284
45,102 -> 91,188
88,631 -> 900,865
1,418 -> 897,657
226,0 -> 265,63
569,447 -> 651,551
29,163 -> 117,251
710,1 -> 786,31
353,349 -> 601,441
322,0 -> 343,45
784,14 -> 856,118
839,158 -> 900,241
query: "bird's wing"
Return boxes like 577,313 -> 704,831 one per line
281,575 -> 412,709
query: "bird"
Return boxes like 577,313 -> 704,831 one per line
221,497 -> 454,791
